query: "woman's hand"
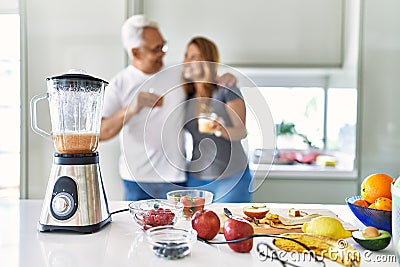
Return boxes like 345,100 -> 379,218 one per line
214,98 -> 247,141
210,117 -> 225,137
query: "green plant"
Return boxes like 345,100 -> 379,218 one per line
277,121 -> 315,148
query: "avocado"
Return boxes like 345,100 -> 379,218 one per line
352,230 -> 391,251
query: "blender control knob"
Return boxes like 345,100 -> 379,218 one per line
52,192 -> 74,217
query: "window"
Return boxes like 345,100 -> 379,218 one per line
260,87 -> 325,149
0,14 -> 20,198
326,88 -> 357,151
244,85 -> 357,171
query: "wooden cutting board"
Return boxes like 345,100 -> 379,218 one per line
211,205 -> 358,234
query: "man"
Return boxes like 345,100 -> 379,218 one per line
100,14 -> 187,200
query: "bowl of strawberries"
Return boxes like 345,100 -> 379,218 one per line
129,199 -> 183,230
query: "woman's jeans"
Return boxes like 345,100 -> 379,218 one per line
122,180 -> 186,201
186,166 -> 253,203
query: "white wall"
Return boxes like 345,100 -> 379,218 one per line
358,0 -> 400,181
0,0 -> 17,13
144,0 -> 343,68
23,0 -> 126,200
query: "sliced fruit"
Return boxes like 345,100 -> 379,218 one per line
288,208 -> 307,217
251,203 -> 267,209
279,213 -> 320,226
352,228 -> 391,251
242,204 -> 269,219
362,226 -> 380,238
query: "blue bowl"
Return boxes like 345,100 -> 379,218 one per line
346,195 -> 392,234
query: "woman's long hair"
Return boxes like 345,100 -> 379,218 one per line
182,37 -> 220,99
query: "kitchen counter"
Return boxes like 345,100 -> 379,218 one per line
0,200 -> 397,267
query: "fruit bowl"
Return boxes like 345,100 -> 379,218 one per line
128,199 -> 183,230
166,190 -> 214,218
346,195 -> 392,234
145,225 -> 197,259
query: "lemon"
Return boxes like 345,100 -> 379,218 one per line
301,216 -> 352,239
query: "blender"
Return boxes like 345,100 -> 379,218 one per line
31,70 -> 111,233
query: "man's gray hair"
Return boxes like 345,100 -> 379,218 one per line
121,14 -> 158,58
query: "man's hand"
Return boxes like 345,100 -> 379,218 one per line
100,91 -> 163,141
216,73 -> 237,88
127,91 -> 162,116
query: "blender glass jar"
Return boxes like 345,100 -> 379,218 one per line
31,70 -> 108,154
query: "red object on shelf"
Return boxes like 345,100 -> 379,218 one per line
278,150 -> 320,164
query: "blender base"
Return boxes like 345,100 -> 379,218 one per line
38,215 -> 112,234
38,153 -> 112,234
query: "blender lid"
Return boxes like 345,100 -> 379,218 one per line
47,69 -> 108,85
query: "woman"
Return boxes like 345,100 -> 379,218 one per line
182,36 -> 252,202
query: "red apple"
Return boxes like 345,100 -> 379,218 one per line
223,217 -> 254,253
191,209 -> 221,240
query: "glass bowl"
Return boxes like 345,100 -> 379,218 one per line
145,225 -> 197,260
346,195 -> 392,234
128,199 -> 183,230
166,190 -> 214,219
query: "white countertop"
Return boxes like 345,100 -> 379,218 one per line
0,200 -> 397,267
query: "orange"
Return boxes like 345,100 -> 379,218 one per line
374,197 -> 392,211
368,203 -> 377,209
361,173 -> 393,203
353,199 -> 370,208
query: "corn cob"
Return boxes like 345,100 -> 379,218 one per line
273,233 -> 361,267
